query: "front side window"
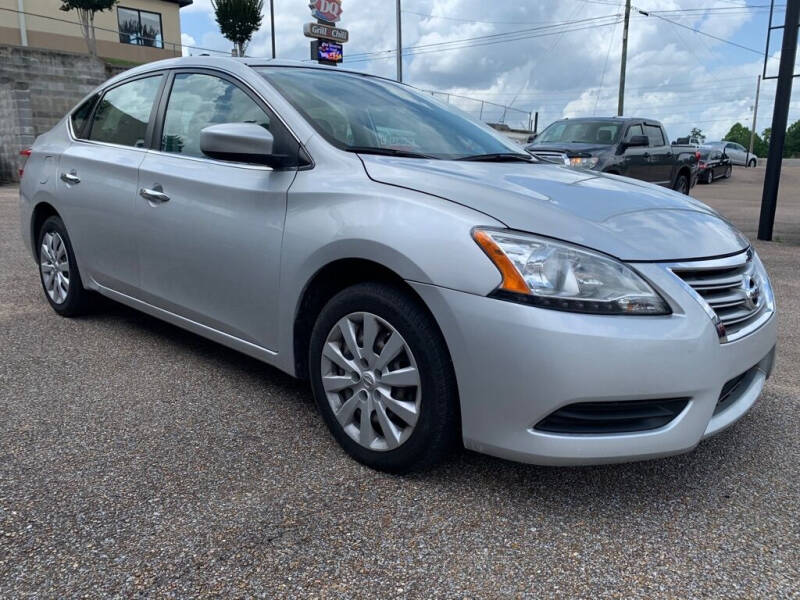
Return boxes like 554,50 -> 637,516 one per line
258,67 -> 523,160
534,120 -> 622,145
118,7 -> 163,48
71,94 -> 99,139
161,73 -> 272,159
89,75 -> 162,147
624,124 -> 643,141
643,125 -> 664,147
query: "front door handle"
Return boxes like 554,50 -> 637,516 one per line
139,186 -> 170,203
60,171 -> 80,184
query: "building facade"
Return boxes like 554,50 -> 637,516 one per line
0,0 -> 191,63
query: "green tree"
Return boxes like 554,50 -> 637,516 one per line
211,0 -> 264,57
785,120 -> 800,157
689,127 -> 705,142
59,0 -> 117,56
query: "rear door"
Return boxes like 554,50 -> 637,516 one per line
726,143 -> 746,165
134,70 -> 298,350
58,73 -> 165,295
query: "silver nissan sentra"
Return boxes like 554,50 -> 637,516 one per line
19,57 -> 777,472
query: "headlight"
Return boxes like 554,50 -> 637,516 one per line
473,229 -> 670,315
752,250 -> 775,312
568,156 -> 599,169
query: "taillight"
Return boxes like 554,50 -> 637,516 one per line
695,150 -> 701,162
19,148 -> 31,178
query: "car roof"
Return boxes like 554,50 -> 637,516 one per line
107,56 -> 396,86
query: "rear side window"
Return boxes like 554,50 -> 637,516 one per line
161,73 -> 271,159
644,124 -> 665,147
89,75 -> 162,148
70,94 -> 99,139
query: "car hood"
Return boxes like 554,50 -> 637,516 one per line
360,156 -> 749,261
526,142 -> 611,155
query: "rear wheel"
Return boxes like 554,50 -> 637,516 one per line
309,282 -> 459,472
673,173 -> 690,194
705,170 -> 713,184
724,165 -> 732,178
37,216 -> 91,317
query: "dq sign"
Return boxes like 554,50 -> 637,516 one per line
309,0 -> 343,23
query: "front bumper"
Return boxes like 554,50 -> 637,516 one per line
410,272 -> 777,466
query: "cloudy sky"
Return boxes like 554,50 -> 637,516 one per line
178,0 -> 799,140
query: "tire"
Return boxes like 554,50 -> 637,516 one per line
724,165 -> 732,179
748,158 -> 757,168
36,215 -> 91,317
308,282 -> 459,473
673,173 -> 690,194
705,170 -> 713,184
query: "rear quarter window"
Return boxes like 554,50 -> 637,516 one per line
70,94 -> 99,139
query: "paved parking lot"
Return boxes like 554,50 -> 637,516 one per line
1,171 -> 798,598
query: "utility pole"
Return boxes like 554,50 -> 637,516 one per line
396,0 -> 402,82
749,74 -> 761,158
759,0 -> 800,240
269,0 -> 276,58
617,0 -> 631,116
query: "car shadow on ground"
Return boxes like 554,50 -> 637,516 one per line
76,293 -> 776,515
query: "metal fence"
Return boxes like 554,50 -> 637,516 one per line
423,90 -> 534,131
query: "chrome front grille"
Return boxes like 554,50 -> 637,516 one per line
669,249 -> 773,342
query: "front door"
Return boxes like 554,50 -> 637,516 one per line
135,71 -> 297,351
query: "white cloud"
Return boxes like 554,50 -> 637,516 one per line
180,33 -> 196,56
180,0 -> 781,138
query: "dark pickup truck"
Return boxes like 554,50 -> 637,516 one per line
526,117 -> 698,194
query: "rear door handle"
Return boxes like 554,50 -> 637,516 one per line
60,171 -> 80,184
139,186 -> 170,203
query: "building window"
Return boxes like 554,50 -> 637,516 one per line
118,7 -> 163,48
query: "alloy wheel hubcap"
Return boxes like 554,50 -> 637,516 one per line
321,312 -> 421,451
40,232 -> 70,304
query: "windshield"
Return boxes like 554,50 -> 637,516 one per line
532,120 -> 622,145
257,67 -> 525,160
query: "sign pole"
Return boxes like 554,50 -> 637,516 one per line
396,0 -> 403,82
270,0 -> 276,58
759,0 -> 800,241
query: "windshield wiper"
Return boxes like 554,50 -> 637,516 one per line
455,152 -> 533,162
344,146 -> 437,159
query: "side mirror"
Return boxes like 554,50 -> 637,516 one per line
623,135 -> 649,149
200,123 -> 275,166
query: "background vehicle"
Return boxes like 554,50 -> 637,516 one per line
707,141 -> 758,167
19,58 -> 777,473
526,117 -> 698,194
698,147 -> 732,184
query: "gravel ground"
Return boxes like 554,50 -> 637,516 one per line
1,175 -> 798,598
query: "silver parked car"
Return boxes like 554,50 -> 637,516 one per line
707,141 -> 758,167
20,58 -> 777,472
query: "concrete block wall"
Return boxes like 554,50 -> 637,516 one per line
0,45 -> 124,183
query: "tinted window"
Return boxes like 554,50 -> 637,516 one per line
535,120 -> 621,145
118,7 -> 163,48
259,67 -> 522,160
89,76 -> 162,147
644,124 -> 665,146
71,94 -> 99,139
624,124 -> 643,141
161,73 -> 272,159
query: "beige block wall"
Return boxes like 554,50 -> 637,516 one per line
0,0 -> 181,61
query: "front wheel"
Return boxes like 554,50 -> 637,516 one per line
309,282 -> 459,473
748,158 -> 757,168
673,173 -> 690,194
